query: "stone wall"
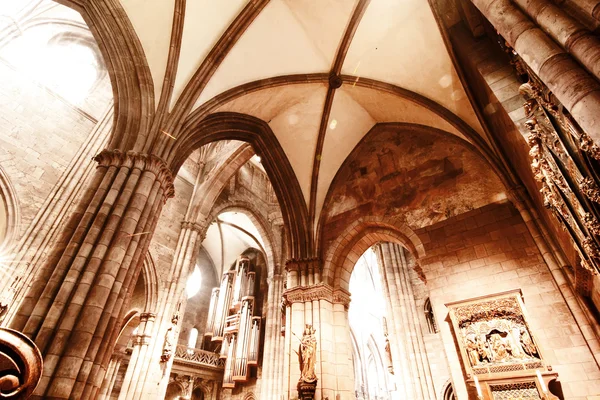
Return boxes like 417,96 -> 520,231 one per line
0,59 -> 110,239
418,201 -> 600,399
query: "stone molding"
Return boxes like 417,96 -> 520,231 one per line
180,220 -> 206,234
283,283 -> 351,307
94,149 -> 175,199
139,312 -> 156,322
284,258 -> 320,273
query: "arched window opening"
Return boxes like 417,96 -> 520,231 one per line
186,265 -> 202,299
348,246 -> 393,399
187,328 -> 198,352
191,387 -> 205,400
1,24 -> 104,104
424,298 -> 438,334
443,382 -> 457,400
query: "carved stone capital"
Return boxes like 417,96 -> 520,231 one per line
139,312 -> 156,322
180,220 -> 206,235
282,284 -> 351,307
284,258 -> 320,273
94,150 -> 175,200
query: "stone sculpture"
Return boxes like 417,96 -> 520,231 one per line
297,324 -> 318,400
299,324 -> 317,383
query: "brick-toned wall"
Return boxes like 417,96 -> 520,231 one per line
418,201 -> 600,399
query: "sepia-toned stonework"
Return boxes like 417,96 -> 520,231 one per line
2,0 -> 600,399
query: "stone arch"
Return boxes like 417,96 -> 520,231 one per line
165,380 -> 185,400
58,0 -> 155,152
323,218 -> 425,292
170,112 -> 311,260
208,201 -> 280,276
188,144 -> 254,223
0,163 -> 20,252
243,392 -> 256,400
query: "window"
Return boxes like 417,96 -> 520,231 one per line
188,328 -> 198,350
424,298 -> 438,334
443,382 -> 457,400
186,265 -> 202,298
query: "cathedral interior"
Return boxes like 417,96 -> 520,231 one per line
1,0 -> 600,399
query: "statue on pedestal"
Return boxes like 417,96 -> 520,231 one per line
297,324 -> 318,400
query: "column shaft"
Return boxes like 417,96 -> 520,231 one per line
10,150 -> 174,400
513,0 -> 600,80
471,0 -> 600,140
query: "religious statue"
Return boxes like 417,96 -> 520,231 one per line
519,327 -> 539,358
298,324 -> 317,383
466,336 -> 480,366
161,312 -> 179,362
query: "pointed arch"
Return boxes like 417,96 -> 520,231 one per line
323,218 -> 425,291
59,0 -> 155,151
209,201 -> 280,276
171,112 -> 311,259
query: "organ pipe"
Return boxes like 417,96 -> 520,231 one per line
205,288 -> 219,337
204,256 -> 262,388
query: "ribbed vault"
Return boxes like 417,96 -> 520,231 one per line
56,0 -> 516,257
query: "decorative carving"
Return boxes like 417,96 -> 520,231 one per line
583,213 -> 600,235
580,177 -> 600,203
297,325 -> 318,400
447,291 -> 547,376
161,312 -> 180,363
299,324 -> 317,383
520,76 -> 600,275
582,238 -> 600,259
283,283 -> 351,307
0,327 -> 43,399
94,150 -> 175,199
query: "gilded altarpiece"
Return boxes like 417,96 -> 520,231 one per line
447,291 -> 559,400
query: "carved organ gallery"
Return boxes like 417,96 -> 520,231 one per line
2,0 -> 600,399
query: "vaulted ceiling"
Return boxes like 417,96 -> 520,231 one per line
100,0 -> 492,233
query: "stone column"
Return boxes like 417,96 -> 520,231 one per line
116,312 -> 156,400
571,0 -> 600,25
376,242 -> 436,399
97,352 -> 123,400
260,273 -> 285,400
124,221 -> 204,400
470,0 -> 600,140
1,105 -> 113,326
9,149 -> 174,400
512,0 -> 600,81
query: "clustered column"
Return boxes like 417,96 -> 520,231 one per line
127,220 -> 204,400
10,149 -> 174,400
470,0 -> 600,141
1,105 -> 113,326
97,352 -> 124,400
375,242 -> 436,399
259,273 -> 285,399
117,312 -> 156,400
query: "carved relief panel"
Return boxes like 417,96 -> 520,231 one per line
447,291 -> 558,399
